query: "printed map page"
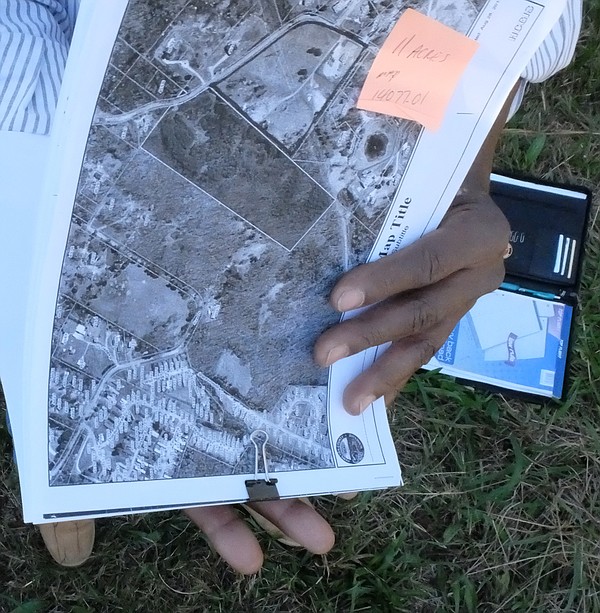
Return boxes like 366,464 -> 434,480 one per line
47,0 -> 486,492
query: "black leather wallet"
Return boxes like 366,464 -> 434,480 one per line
491,172 -> 591,299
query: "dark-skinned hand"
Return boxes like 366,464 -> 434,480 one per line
314,191 -> 510,414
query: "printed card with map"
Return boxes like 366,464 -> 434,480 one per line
14,0 -> 568,522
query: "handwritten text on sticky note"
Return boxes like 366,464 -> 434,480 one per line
357,9 -> 479,131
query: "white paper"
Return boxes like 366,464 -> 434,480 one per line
0,132 -> 51,470
20,0 -> 406,522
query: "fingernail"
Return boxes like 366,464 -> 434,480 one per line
336,289 -> 365,311
325,344 -> 349,366
346,394 -> 376,416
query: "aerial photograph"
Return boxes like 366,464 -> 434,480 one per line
49,0 -> 487,486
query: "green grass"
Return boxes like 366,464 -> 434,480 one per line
2,6 -> 600,613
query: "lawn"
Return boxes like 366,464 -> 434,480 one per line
1,4 -> 599,612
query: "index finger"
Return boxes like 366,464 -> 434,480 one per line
330,197 -> 509,311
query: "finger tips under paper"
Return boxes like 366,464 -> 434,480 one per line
184,506 -> 264,575
250,499 -> 335,555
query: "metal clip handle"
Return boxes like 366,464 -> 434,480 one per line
245,430 -> 279,502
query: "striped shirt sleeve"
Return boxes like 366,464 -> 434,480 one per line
0,0 -> 79,135
510,0 -> 583,116
523,0 -> 582,83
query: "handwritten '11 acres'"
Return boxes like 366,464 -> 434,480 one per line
357,9 -> 479,131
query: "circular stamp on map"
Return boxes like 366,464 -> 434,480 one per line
336,433 -> 364,464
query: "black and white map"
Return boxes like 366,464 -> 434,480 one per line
47,0 -> 492,488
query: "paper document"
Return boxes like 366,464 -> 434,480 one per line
6,0 -> 566,523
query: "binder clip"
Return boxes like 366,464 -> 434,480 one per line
245,430 -> 280,502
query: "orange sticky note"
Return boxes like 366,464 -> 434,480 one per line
357,9 -> 479,131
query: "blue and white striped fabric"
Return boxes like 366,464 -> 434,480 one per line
524,0 -> 582,83
0,0 -> 79,135
0,0 -> 583,135
511,0 -> 583,115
